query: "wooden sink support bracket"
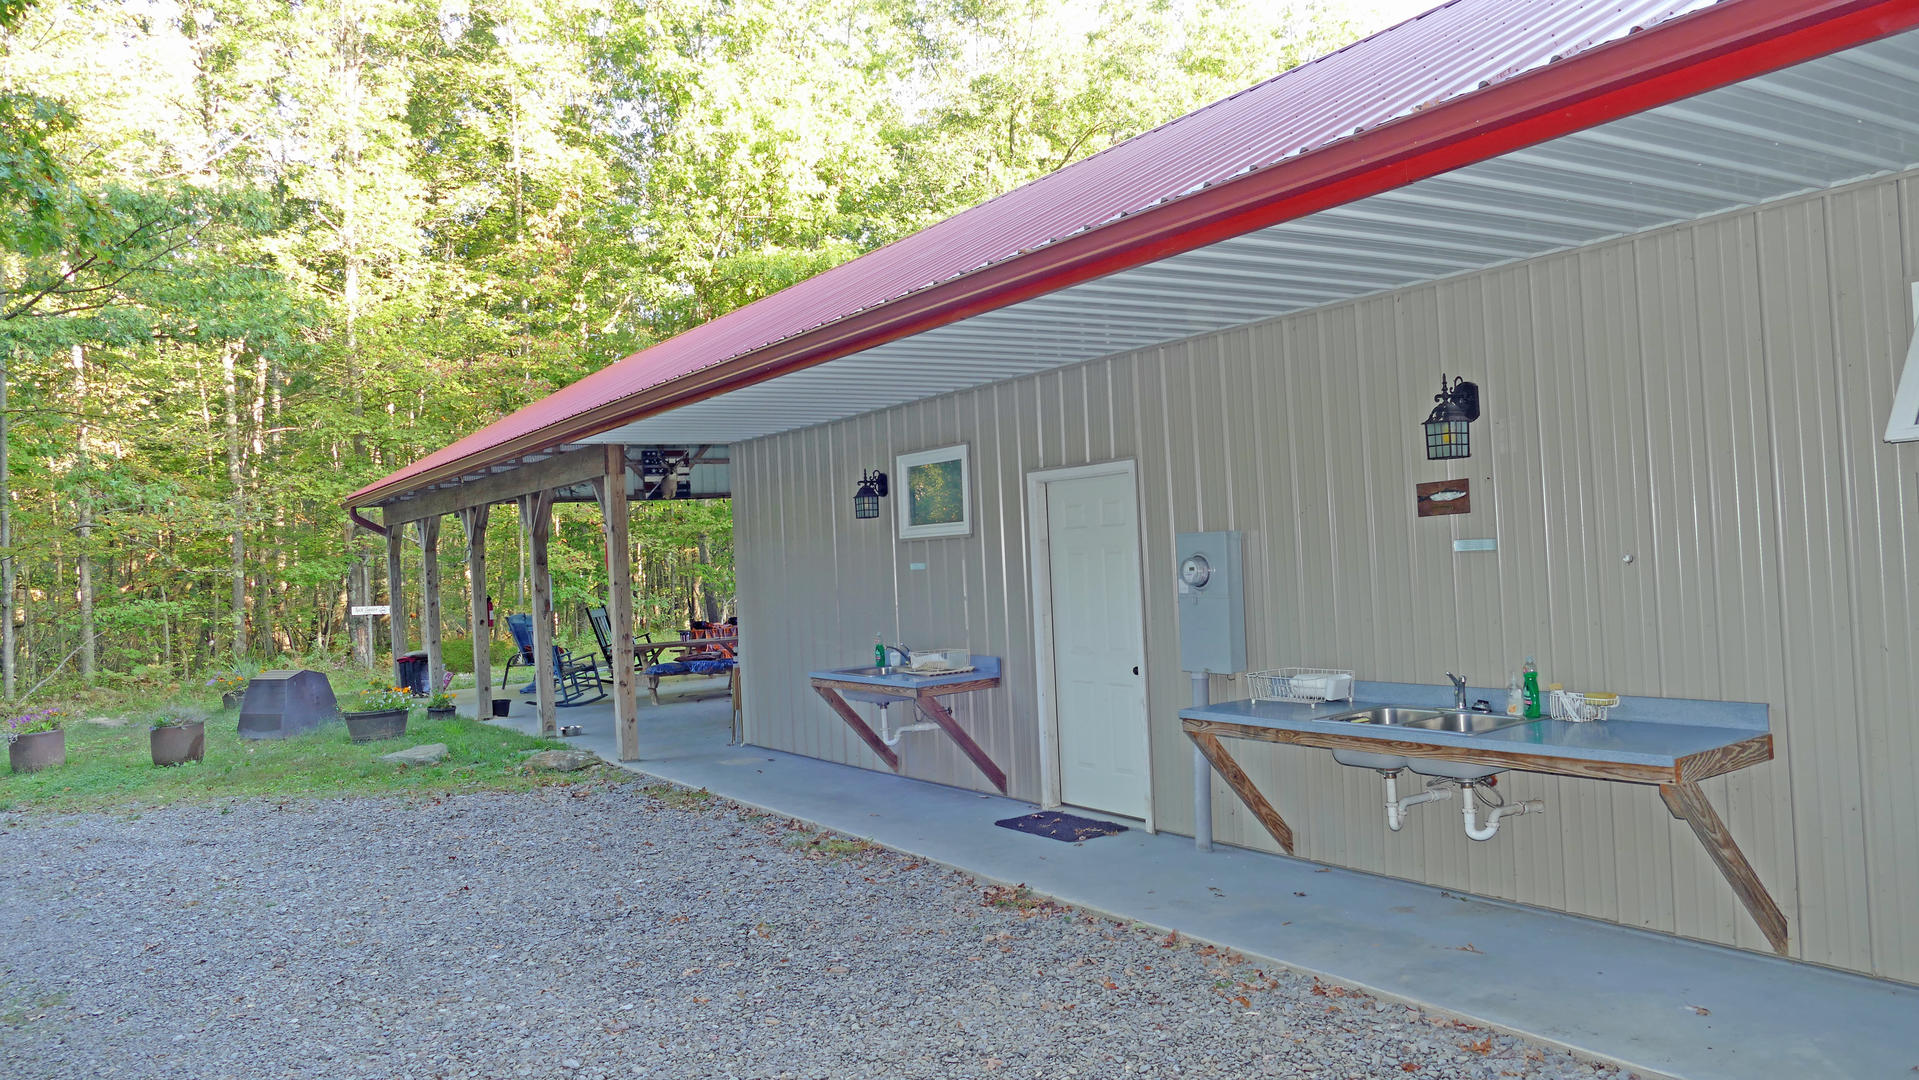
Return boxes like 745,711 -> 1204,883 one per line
1182,717 -> 1787,955
1189,730 -> 1294,854
1660,780 -> 1789,955
811,678 -> 1009,793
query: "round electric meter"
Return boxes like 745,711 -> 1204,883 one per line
1179,554 -> 1212,590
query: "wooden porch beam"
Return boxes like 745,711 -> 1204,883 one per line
593,444 -> 639,760
384,525 -> 407,687
378,445 -> 622,526
420,516 -> 444,698
459,504 -> 492,713
521,490 -> 559,736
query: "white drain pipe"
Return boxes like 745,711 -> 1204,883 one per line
1381,774 -> 1547,840
875,703 -> 937,747
1461,785 -> 1546,841
1383,773 -> 1455,831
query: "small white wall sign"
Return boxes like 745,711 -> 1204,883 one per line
350,605 -> 391,617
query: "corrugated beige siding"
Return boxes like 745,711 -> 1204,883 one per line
734,168 -> 1919,982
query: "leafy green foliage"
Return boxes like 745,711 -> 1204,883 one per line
0,0 -> 1359,694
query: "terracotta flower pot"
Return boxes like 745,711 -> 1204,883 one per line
150,721 -> 206,767
8,728 -> 66,774
343,708 -> 408,743
425,706 -> 455,721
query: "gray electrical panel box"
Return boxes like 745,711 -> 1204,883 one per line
1175,530 -> 1246,675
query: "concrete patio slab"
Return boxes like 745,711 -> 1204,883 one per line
460,682 -> 1919,1080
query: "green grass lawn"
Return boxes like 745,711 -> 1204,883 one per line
0,707 -> 581,813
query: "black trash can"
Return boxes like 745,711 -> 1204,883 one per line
396,651 -> 430,697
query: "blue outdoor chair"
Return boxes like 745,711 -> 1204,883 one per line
500,613 -> 605,707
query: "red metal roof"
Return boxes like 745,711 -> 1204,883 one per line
351,0 -> 1919,507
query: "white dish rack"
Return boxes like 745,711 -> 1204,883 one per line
1246,667 -> 1356,706
1548,689 -> 1618,723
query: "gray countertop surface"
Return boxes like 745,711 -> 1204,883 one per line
1179,680 -> 1768,769
810,656 -> 1002,690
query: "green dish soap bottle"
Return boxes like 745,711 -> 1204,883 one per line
1522,656 -> 1542,719
875,633 -> 887,670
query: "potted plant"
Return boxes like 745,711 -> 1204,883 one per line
208,672 -> 249,710
5,706 -> 67,774
342,683 -> 410,743
425,690 -> 456,721
150,709 -> 207,767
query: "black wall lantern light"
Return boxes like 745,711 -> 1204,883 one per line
1422,374 -> 1481,460
853,469 -> 889,519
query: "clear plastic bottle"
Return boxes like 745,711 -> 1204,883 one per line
1506,672 -> 1524,716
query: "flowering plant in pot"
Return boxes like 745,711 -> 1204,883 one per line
208,672 -> 249,709
425,690 -> 456,720
342,683 -> 410,743
149,709 -> 207,767
6,707 -> 68,774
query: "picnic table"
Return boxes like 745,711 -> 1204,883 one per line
638,635 -> 738,704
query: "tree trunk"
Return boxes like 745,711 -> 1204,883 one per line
350,557 -> 372,668
71,344 -> 95,683
1,353 -> 13,699
698,535 -> 722,623
224,342 -> 248,657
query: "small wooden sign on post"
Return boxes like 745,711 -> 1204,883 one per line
351,605 -> 390,657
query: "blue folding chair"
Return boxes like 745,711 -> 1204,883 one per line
501,614 -> 538,690
501,612 -> 606,706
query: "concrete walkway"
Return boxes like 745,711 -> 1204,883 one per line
466,682 -> 1919,1080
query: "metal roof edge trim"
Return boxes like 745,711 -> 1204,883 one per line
348,0 -> 1919,510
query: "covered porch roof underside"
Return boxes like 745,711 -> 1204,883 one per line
603,29 -> 1919,446
356,1 -> 1919,517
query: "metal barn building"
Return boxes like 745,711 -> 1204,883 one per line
351,0 -> 1919,986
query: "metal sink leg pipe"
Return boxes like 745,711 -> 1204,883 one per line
1192,671 -> 1212,853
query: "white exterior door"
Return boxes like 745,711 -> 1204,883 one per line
1045,470 -> 1150,819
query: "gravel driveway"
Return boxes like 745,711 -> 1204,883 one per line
0,779 -> 1631,1080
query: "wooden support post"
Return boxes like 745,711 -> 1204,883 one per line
420,516 -> 444,699
1189,730 -> 1296,854
459,504 -> 492,713
594,446 -> 638,760
521,490 -> 558,737
384,525 -> 407,687
1660,780 -> 1789,955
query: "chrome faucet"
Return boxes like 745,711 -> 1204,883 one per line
1445,672 -> 1468,710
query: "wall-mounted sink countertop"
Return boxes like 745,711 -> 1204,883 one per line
1179,679 -> 1768,773
811,657 -> 1002,691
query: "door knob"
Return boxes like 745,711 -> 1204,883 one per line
1132,666 -> 1140,675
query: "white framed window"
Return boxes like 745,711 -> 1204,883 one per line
895,443 -> 972,539
1885,283 -> 1919,443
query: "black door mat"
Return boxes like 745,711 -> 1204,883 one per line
994,811 -> 1129,843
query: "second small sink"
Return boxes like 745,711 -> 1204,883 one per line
1322,704 -> 1538,775
1405,711 -> 1538,735
1322,706 -> 1447,727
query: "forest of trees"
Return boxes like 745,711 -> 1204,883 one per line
0,0 -> 1363,695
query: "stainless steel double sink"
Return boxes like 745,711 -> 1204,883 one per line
1321,705 -> 1538,778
